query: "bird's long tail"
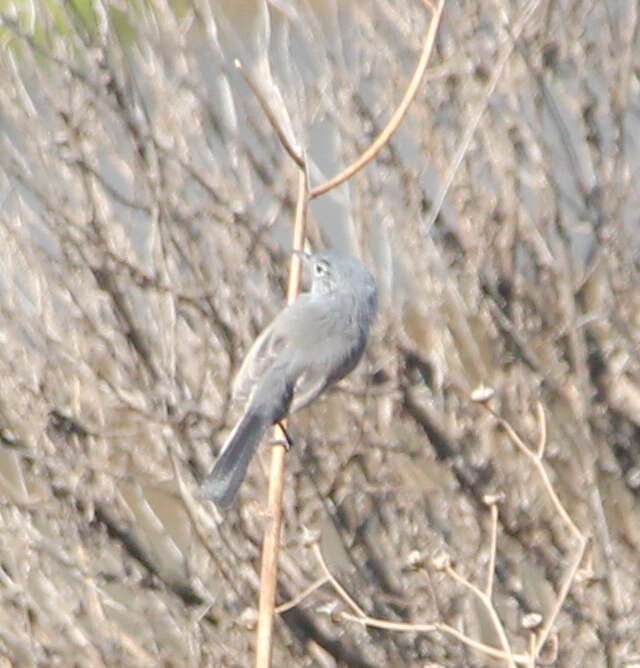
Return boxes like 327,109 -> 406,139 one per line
201,411 -> 269,508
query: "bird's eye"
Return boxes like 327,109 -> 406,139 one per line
314,262 -> 327,276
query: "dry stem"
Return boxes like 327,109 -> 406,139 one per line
255,171 -> 308,668
309,0 -> 444,198
234,59 -> 305,169
444,562 -> 517,667
279,401 -> 589,666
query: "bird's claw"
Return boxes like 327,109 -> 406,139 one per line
270,422 -> 293,450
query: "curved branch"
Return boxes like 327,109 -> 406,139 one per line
309,0 -> 445,199
235,59 -> 305,168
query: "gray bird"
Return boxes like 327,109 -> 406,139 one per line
201,249 -> 377,507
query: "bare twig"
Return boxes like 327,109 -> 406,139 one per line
339,610 -> 531,664
306,539 -> 530,665
255,170 -> 308,668
484,495 -> 501,596
482,400 -> 589,660
275,576 -> 330,614
235,59 -> 305,168
309,0 -> 445,198
488,403 -> 582,540
444,562 -> 517,668
255,423 -> 289,666
293,399 -> 589,665
535,402 -> 547,458
311,543 -> 366,618
535,534 -> 589,655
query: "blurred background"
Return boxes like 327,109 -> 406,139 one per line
0,0 -> 639,665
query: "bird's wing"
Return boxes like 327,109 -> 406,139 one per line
233,296 -> 345,412
232,312 -> 289,403
288,367 -> 330,414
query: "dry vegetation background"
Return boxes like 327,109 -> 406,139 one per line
0,0 -> 639,666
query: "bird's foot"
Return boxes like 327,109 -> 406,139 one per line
270,422 -> 293,450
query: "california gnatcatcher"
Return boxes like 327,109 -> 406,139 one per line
201,249 -> 377,507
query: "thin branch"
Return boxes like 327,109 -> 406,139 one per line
312,543 -> 367,618
286,171 -> 309,303
315,540 -> 528,665
309,0 -> 445,198
338,611 -> 530,665
535,534 -> 589,655
306,398 -> 588,665
255,424 -> 288,668
488,406 -> 582,540
485,501 -> 499,596
255,170 -> 308,668
482,400 -> 589,661
235,59 -> 305,168
444,564 -> 517,668
528,633 -> 536,668
275,576 -> 330,614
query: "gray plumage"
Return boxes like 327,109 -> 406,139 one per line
201,250 -> 377,508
